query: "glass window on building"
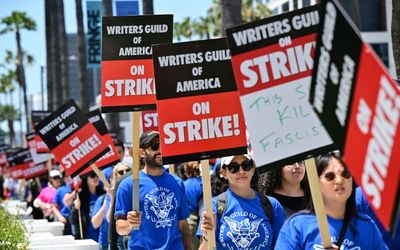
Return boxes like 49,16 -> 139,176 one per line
338,0 -> 386,31
370,43 -> 389,67
282,2 -> 289,12
303,0 -> 311,7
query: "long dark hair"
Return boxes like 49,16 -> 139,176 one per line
306,151 -> 358,236
78,176 -> 105,214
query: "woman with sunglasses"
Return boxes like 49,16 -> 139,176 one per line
92,162 -> 130,250
275,152 -> 388,249
258,161 -> 308,217
198,154 -> 286,250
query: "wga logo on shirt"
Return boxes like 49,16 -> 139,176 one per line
144,187 -> 177,228
314,238 -> 360,250
219,211 -> 270,250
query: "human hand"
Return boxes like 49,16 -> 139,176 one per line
200,211 -> 215,236
127,210 -> 142,230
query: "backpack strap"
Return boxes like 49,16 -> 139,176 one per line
258,192 -> 273,226
216,192 -> 228,221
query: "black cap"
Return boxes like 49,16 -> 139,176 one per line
139,131 -> 159,148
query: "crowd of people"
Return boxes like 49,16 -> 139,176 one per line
1,130 -> 397,249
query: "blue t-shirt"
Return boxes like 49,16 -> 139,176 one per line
355,187 -> 400,250
184,177 -> 202,213
276,212 -> 388,249
86,193 -> 99,241
114,170 -> 190,250
196,189 -> 286,249
52,183 -> 72,217
92,194 -> 110,245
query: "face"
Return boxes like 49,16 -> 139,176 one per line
50,176 -> 62,188
116,145 -> 124,161
87,174 -> 100,187
115,164 -> 130,178
281,161 -> 305,186
141,137 -> 163,168
221,155 -> 255,189
320,157 -> 352,205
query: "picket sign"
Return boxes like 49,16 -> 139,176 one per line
169,164 -> 175,174
90,163 -> 110,189
305,158 -> 332,248
131,111 -> 141,231
200,159 -> 216,249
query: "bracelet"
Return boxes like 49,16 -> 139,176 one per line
203,235 -> 208,242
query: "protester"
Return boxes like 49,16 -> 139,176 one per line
275,151 -> 388,249
198,154 -> 286,249
183,161 -> 203,250
70,173 -> 105,240
52,170 -> 73,234
114,131 -> 192,249
26,177 -> 44,219
258,161 -> 308,216
33,170 -> 62,221
92,162 -> 130,250
210,159 -> 229,197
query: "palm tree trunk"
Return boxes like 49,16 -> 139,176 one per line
76,0 -> 89,113
45,0 -> 56,110
392,0 -> 400,78
58,0 -> 70,103
15,29 -> 30,133
103,0 -> 112,16
7,119 -> 15,146
143,0 -> 154,15
221,0 -> 242,37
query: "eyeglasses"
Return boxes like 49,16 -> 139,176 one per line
224,160 -> 254,174
286,161 -> 305,168
148,142 -> 160,151
117,169 -> 129,176
323,169 -> 352,181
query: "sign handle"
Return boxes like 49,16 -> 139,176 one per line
169,164 -> 175,174
76,195 -> 84,239
91,163 -> 110,189
305,157 -> 332,248
47,155 -> 52,173
200,159 -> 216,249
131,111 -> 141,230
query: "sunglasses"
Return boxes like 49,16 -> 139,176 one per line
148,142 -> 160,151
52,176 -> 61,180
117,169 -> 129,176
323,169 -> 352,181
224,160 -> 254,174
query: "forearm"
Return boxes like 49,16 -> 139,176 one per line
51,206 -> 66,223
91,205 -> 106,229
179,220 -> 192,250
198,238 -> 207,250
116,218 -> 131,235
63,192 -> 75,207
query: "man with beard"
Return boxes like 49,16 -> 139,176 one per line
114,131 -> 192,250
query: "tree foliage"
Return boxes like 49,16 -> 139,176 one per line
174,0 -> 272,41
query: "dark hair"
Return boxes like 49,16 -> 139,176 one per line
78,177 -> 105,214
113,139 -> 124,150
307,151 -> 358,236
258,167 -> 282,195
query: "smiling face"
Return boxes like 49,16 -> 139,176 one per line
221,155 -> 255,189
281,161 -> 305,186
319,157 -> 353,206
140,137 -> 163,168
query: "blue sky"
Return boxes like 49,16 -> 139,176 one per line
0,0 -> 213,98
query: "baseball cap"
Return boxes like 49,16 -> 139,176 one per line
139,131 -> 159,148
221,154 -> 252,166
49,170 -> 62,178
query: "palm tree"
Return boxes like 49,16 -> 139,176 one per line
221,0 -> 242,36
0,11 -> 36,133
76,0 -> 89,113
143,0 -> 154,14
0,104 -> 20,146
0,70 -> 17,106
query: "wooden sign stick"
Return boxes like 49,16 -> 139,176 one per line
131,111 -> 141,230
90,163 -> 110,190
169,164 -> 175,175
200,159 -> 216,249
305,157 -> 332,248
